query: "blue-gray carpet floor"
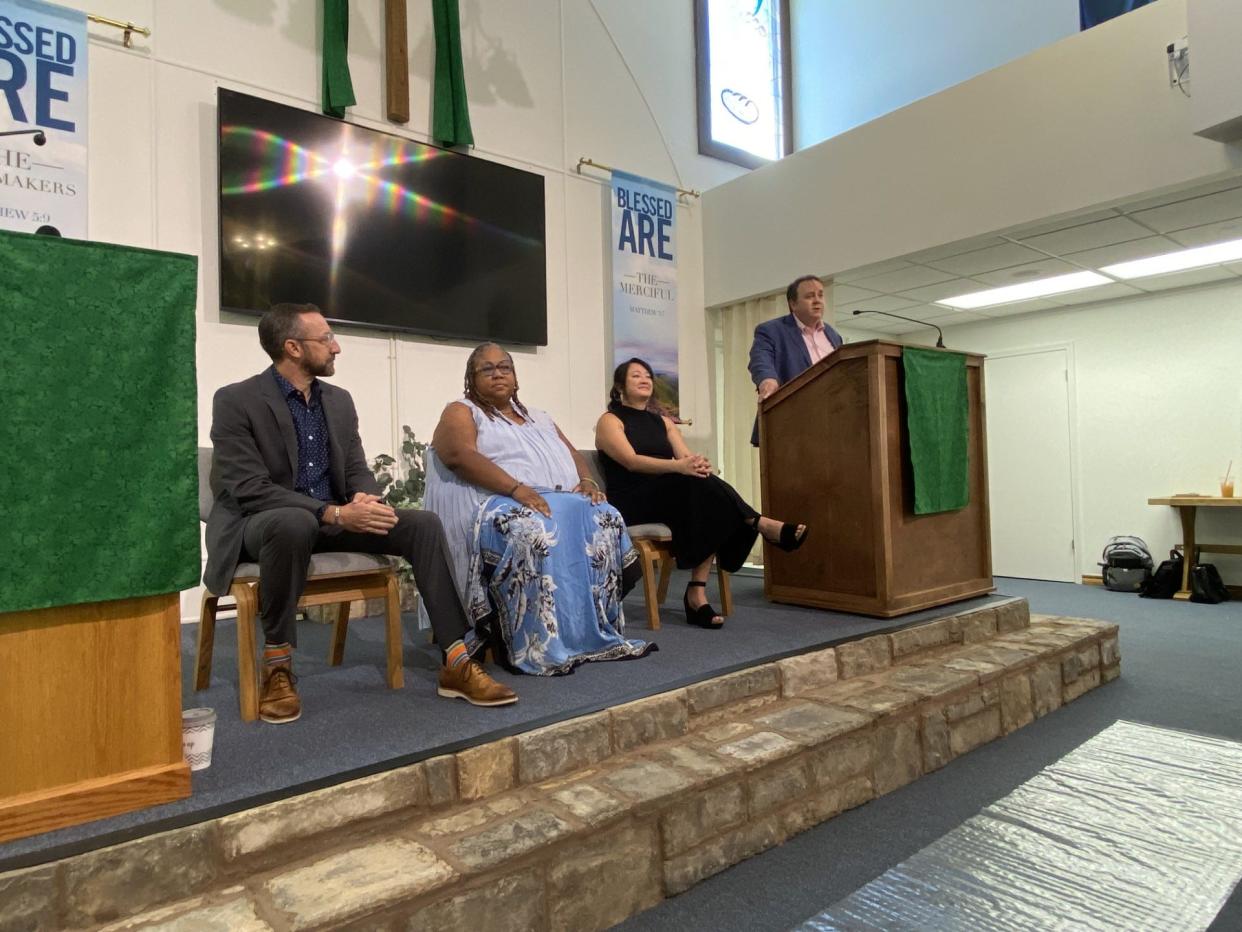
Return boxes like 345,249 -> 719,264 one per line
0,575 -> 1006,871
616,578 -> 1242,932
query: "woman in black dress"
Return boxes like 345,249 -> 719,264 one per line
595,358 -> 807,628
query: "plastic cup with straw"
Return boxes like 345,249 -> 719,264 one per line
1222,461 -> 1234,498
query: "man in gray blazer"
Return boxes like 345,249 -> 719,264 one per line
747,274 -> 844,446
204,303 -> 517,723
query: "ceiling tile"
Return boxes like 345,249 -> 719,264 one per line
1064,236 -> 1179,268
974,298 -> 1063,317
1050,282 -> 1145,305
972,257 -> 1080,286
834,258 -> 912,283
850,294 -> 924,314
897,279 -> 979,302
923,310 -> 991,326
879,304 -> 943,321
924,242 -> 1047,276
1018,215 -> 1154,255
1127,266 -> 1238,291
900,234 -> 1009,264
998,208 -> 1119,240
1129,186 -> 1242,234
1165,218 -> 1242,248
1119,177 -> 1242,214
830,284 -> 883,304
848,265 -> 959,293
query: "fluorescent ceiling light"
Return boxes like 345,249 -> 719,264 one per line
1100,236 -> 1242,279
935,271 -> 1112,309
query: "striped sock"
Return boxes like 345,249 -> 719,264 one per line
445,640 -> 470,669
263,643 -> 292,669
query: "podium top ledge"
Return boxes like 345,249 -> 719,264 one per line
761,339 -> 984,412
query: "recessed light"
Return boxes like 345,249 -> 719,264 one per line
1100,236 -> 1242,279
935,271 -> 1112,309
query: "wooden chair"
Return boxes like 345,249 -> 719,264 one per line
194,448 -> 405,722
581,450 -> 732,630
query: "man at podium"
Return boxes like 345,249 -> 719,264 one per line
747,275 -> 844,445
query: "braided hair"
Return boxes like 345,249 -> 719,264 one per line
463,343 -> 531,422
608,357 -> 655,412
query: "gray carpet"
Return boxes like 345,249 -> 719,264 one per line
0,575 -> 1006,871
615,578 -> 1242,932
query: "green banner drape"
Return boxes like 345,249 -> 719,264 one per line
322,0 -> 356,118
432,0 -> 474,147
0,232 -> 200,614
902,347 -> 970,515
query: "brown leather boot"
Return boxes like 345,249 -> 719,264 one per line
437,660 -> 517,707
259,664 -> 301,723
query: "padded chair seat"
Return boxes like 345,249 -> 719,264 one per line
233,552 -> 400,581
626,523 -> 672,539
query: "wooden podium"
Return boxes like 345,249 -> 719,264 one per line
759,340 -> 993,617
0,595 -> 190,843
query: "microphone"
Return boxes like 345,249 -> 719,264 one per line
0,129 -> 47,145
852,309 -> 945,348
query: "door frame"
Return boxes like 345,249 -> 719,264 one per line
983,342 -> 1083,582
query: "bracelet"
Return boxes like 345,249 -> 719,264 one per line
507,482 -> 523,497
334,506 -> 342,525
578,476 -> 599,489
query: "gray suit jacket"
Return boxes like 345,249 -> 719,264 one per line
202,370 -> 381,595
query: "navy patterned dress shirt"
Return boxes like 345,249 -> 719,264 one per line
271,367 -> 334,504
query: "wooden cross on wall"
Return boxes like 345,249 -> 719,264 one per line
385,0 -> 410,123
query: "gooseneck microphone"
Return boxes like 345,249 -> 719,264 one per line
852,309 -> 945,348
0,129 -> 47,145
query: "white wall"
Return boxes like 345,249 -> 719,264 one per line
705,0 -> 1242,307
899,281 -> 1242,581
66,0 -> 746,619
791,0 -> 1078,147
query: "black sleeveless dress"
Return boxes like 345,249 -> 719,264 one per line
599,404 -> 760,572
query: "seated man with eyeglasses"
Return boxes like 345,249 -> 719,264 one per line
204,303 -> 517,723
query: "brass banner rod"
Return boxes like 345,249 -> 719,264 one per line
87,13 -> 151,48
575,157 -> 700,200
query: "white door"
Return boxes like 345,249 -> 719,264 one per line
985,349 -> 1076,581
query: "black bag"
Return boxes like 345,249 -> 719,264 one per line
1139,550 -> 1183,599
1190,563 -> 1230,604
1100,535 -> 1153,592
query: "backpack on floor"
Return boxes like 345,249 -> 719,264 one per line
1100,535 -> 1153,592
1140,550 -> 1183,599
1190,563 -> 1231,604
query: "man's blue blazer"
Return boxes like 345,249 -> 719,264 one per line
747,313 -> 844,446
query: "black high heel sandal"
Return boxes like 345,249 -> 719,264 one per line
775,522 -> 809,552
683,581 -> 724,629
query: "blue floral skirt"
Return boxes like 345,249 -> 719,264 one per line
467,490 -> 653,675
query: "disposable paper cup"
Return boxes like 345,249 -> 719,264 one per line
182,707 -> 217,772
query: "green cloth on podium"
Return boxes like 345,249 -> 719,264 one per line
0,232 -> 200,614
902,346 -> 969,515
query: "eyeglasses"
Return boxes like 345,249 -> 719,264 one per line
296,333 -> 338,346
475,363 -> 514,377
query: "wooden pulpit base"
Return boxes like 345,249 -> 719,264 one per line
0,594 -> 191,844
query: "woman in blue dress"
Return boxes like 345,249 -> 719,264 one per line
424,343 -> 653,675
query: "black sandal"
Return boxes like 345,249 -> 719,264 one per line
683,581 -> 724,629
775,522 -> 809,552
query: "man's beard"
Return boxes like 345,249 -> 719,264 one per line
304,357 -> 335,378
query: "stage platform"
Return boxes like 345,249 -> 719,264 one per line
0,574 -> 1009,871
0,578 -> 1122,930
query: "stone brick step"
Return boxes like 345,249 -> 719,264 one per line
0,599 -> 1122,932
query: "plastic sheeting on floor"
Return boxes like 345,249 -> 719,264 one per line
796,720 -> 1242,931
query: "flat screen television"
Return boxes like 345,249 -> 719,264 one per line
217,88 -> 547,345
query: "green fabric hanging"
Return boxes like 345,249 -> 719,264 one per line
432,0 -> 474,147
902,347 -> 970,515
0,232 -> 201,614
322,0 -> 356,118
